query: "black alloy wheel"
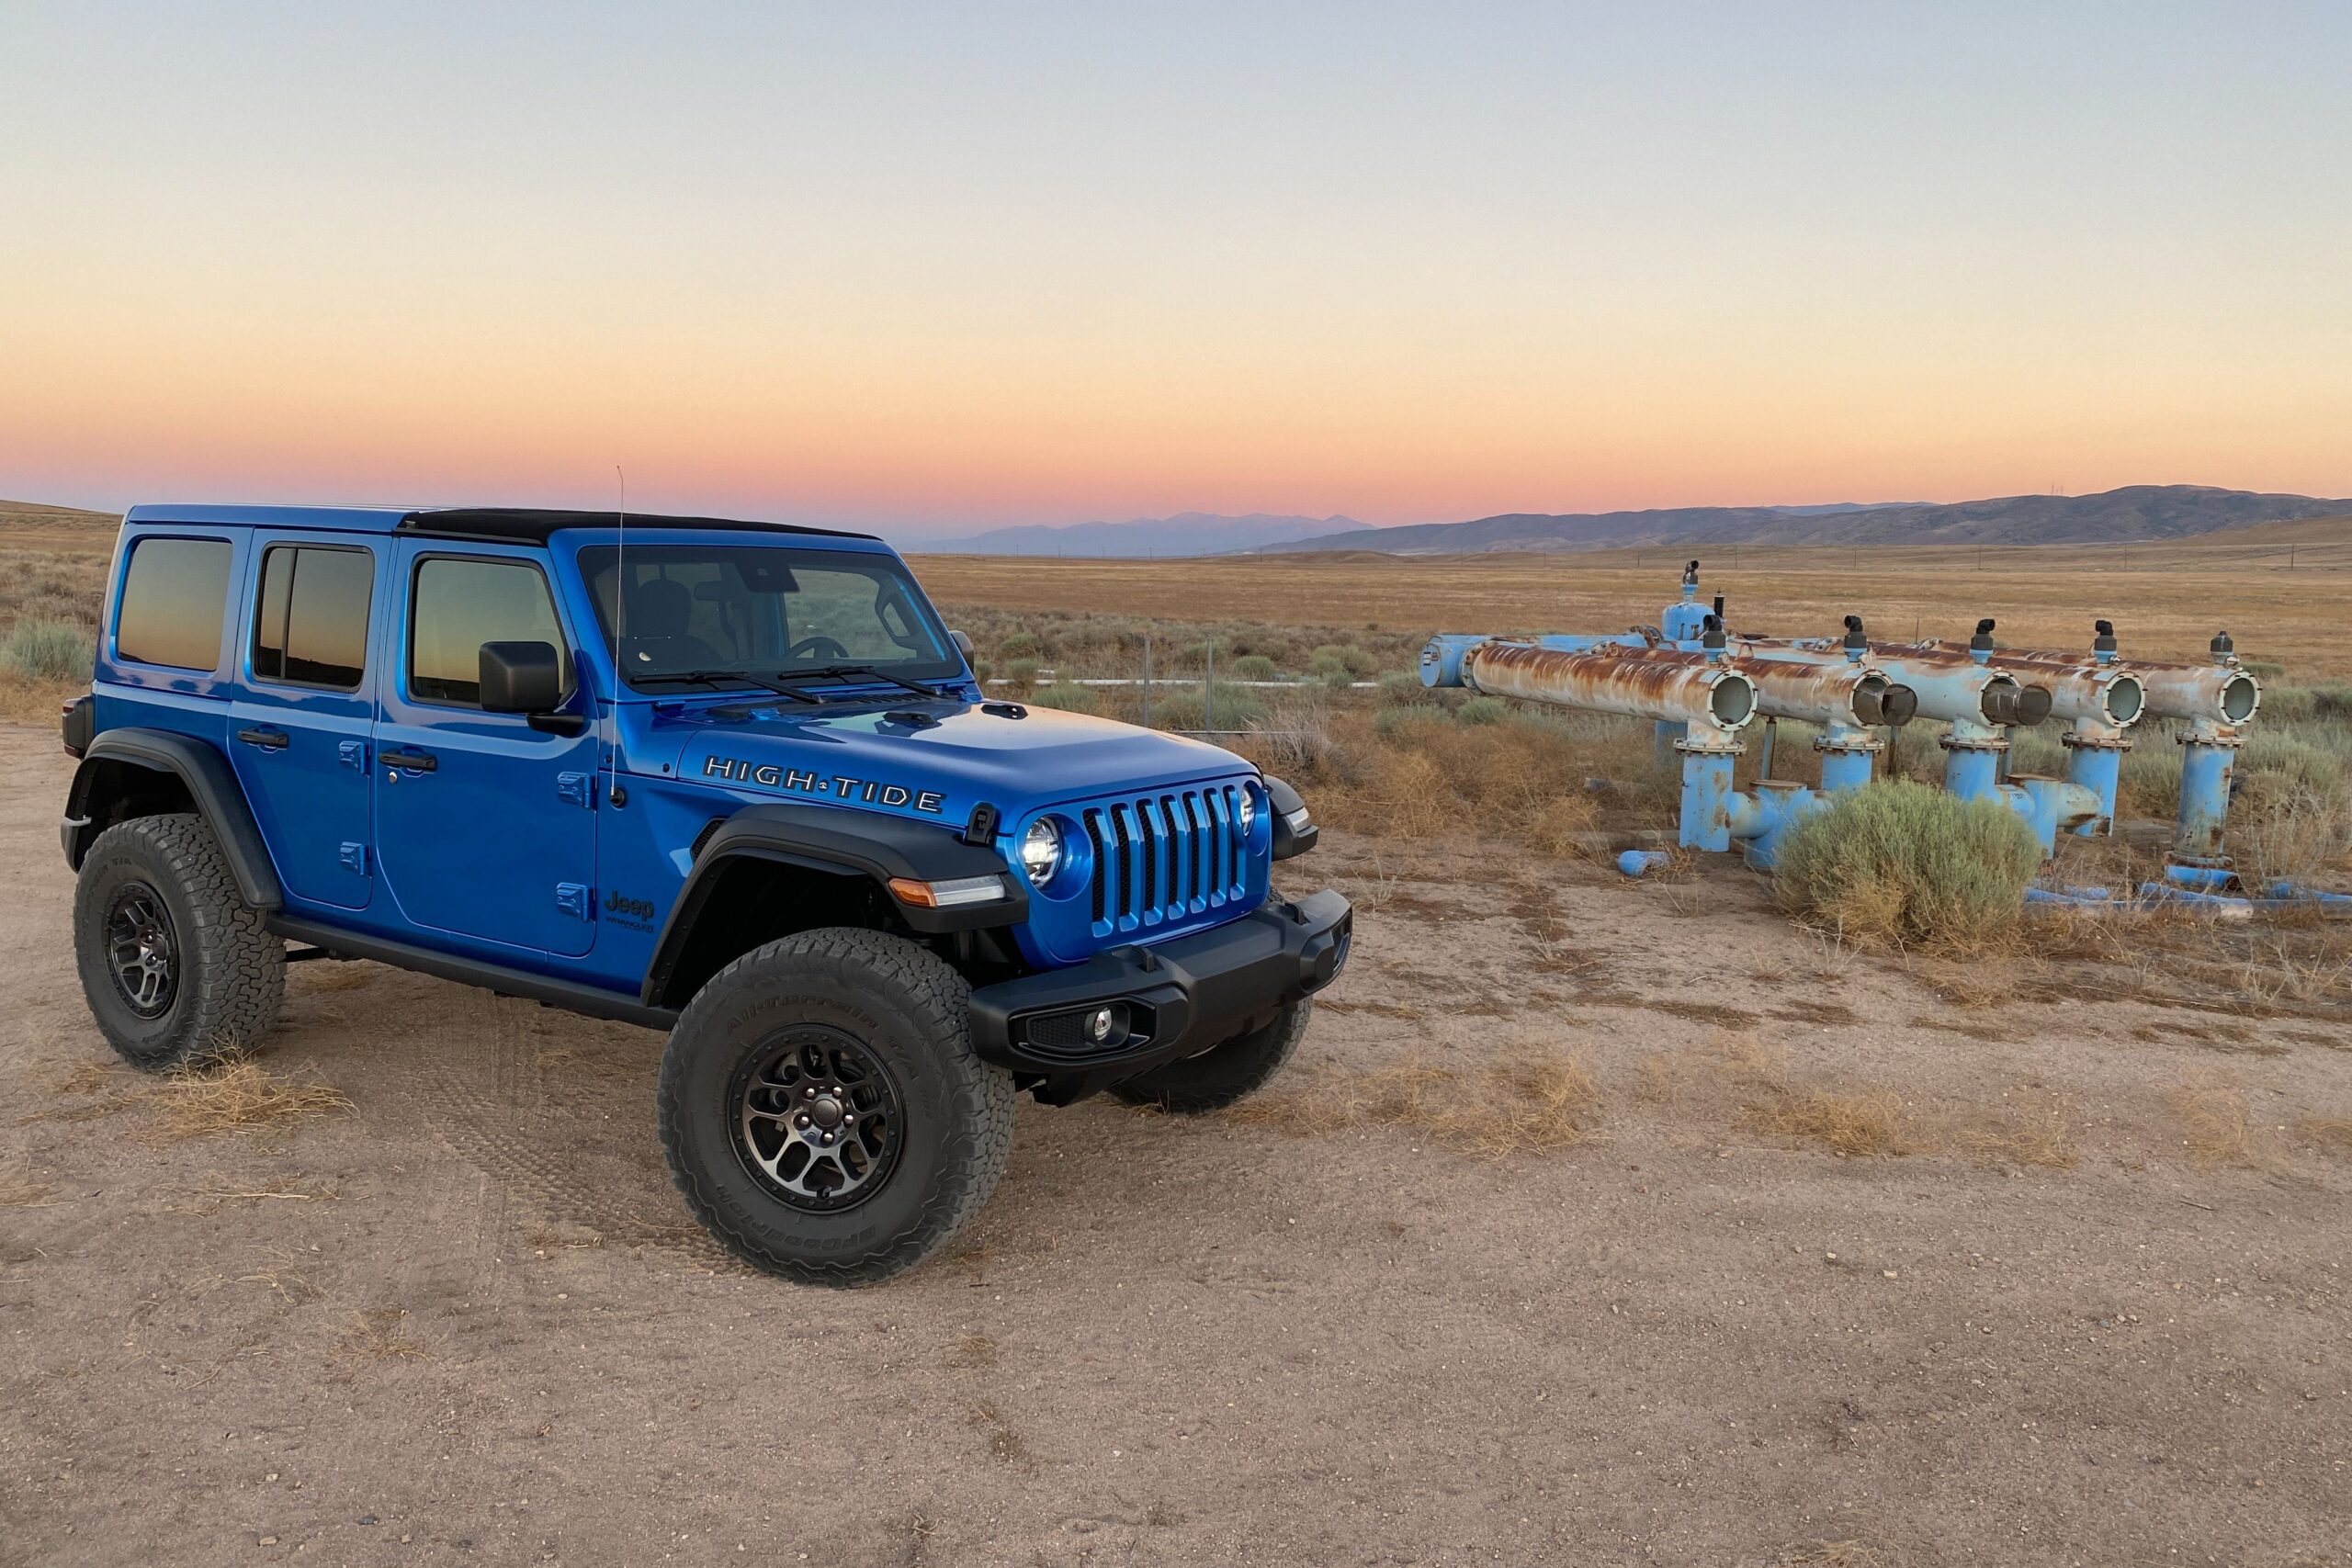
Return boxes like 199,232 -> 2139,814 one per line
732,1027 -> 904,1212
104,881 -> 179,1019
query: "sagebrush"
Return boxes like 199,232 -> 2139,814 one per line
1773,780 -> 2041,951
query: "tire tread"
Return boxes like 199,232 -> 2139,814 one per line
658,927 -> 1014,1286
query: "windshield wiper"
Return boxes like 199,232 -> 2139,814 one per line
628,668 -> 822,704
775,664 -> 956,702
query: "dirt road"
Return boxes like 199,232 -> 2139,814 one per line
3,723 -> 2346,1567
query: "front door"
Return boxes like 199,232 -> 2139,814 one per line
227,536 -> 380,911
374,544 -> 600,958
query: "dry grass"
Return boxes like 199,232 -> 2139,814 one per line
238,1251 -> 323,1305
2168,1081 -> 2256,1168
0,1179 -> 59,1207
137,1055 -> 352,1145
340,1308 -> 428,1360
1228,1046 -> 1600,1156
49,1060 -> 120,1096
1705,1030 -> 1911,1157
1740,1088 -> 1910,1158
947,1333 -> 1000,1369
1956,1103 -> 2079,1170
2294,1115 -> 2352,1160
1777,1543 -> 1885,1568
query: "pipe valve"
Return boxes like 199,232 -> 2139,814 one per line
1981,680 -> 2053,727
2211,629 -> 2235,663
1852,678 -> 1918,728
2093,619 -> 2117,657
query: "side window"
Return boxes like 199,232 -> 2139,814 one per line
115,536 -> 232,671
409,557 -> 572,707
253,546 -> 375,690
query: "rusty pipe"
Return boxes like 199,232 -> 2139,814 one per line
1919,640 -> 2256,727
1738,658 -> 1917,731
1460,640 -> 1757,732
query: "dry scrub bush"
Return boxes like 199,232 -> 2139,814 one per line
1957,1105 -> 2078,1169
1773,781 -> 2041,952
1710,1029 -> 1910,1157
139,1055 -> 352,1145
1317,706 -> 1648,852
1228,1047 -> 1600,1156
2,617 -> 92,681
2296,1115 -> 2352,1160
1739,1087 -> 1909,1157
2168,1081 -> 2256,1168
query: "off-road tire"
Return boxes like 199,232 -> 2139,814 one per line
658,927 -> 1016,1287
1110,999 -> 1312,1115
74,812 -> 285,1070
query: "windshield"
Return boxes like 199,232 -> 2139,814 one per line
576,544 -> 965,691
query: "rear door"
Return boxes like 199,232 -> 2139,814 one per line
226,536 -> 379,910
373,543 -> 600,957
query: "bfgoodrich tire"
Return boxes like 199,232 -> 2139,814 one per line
73,813 -> 286,1070
658,928 -> 1016,1287
1110,1000 -> 1311,1115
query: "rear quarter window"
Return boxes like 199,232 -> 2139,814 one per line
115,536 -> 233,671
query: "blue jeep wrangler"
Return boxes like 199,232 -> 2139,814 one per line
60,505 -> 1351,1283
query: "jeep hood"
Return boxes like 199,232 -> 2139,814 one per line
644,699 -> 1255,823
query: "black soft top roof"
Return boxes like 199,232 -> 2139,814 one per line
396,508 -> 880,545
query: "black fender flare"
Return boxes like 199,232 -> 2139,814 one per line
640,803 -> 1028,1008
1263,773 -> 1318,860
63,728 -> 283,910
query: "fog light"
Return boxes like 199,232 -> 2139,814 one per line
1086,1007 -> 1115,1043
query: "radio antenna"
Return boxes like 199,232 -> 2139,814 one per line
608,465 -> 627,772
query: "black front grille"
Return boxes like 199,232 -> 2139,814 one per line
1080,784 -> 1250,935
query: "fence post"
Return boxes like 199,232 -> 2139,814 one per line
1141,636 -> 1152,728
1204,639 -> 1215,731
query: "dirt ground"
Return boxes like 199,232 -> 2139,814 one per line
4,721 -> 2348,1568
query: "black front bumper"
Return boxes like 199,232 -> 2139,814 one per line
968,888 -> 1352,1102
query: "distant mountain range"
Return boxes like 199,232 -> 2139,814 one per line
1261,485 -> 2352,555
13,486 -> 2348,556
913,512 -> 1370,557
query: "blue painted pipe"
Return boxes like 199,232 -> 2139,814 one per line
1616,849 -> 1672,877
1817,738 -> 1875,793
1728,780 -> 1821,869
2063,739 -> 2123,837
1678,745 -> 1736,852
1944,743 -> 2003,800
2175,731 -> 2239,863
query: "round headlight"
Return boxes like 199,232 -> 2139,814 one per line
1238,787 -> 1258,836
1019,818 -> 1063,886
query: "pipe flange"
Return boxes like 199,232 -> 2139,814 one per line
1672,734 -> 1745,758
1813,734 -> 1885,756
1938,734 -> 2010,753
2059,729 -> 2132,752
2177,728 -> 2248,750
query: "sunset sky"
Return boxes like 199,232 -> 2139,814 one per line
4,4 -> 2347,540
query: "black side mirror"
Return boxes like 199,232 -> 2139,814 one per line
479,641 -> 564,714
950,629 -> 975,660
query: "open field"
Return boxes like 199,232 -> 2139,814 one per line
5,720 -> 2351,1566
5,520 -> 2352,1563
910,515 -> 2352,682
